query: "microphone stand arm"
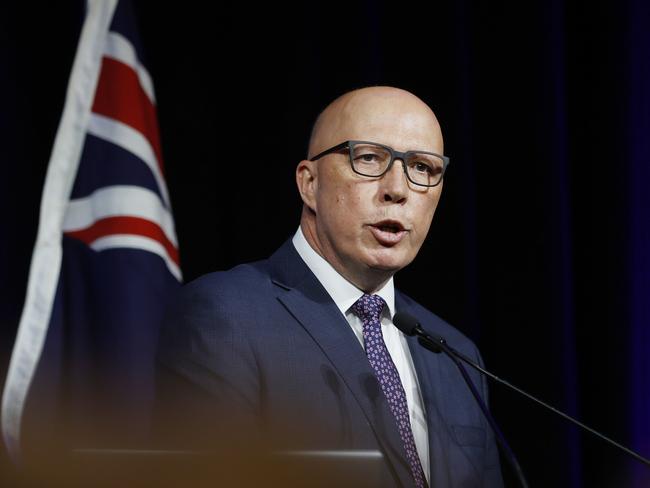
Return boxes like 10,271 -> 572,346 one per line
417,334 -> 529,488
418,328 -> 650,468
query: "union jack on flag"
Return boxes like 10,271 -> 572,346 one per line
2,0 -> 180,460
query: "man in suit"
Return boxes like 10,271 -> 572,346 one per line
156,86 -> 503,487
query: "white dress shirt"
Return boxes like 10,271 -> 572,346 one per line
292,227 -> 429,482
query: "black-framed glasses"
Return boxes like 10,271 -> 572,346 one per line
309,140 -> 450,187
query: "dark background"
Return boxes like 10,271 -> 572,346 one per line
2,1 -> 649,486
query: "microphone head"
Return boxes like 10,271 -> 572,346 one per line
393,312 -> 420,336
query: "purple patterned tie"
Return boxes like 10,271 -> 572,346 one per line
352,294 -> 426,488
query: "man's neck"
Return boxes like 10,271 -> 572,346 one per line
292,226 -> 395,318
299,218 -> 393,294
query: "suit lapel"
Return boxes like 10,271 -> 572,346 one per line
404,330 -> 452,486
396,293 -> 484,487
394,293 -> 448,484
268,240 -> 414,486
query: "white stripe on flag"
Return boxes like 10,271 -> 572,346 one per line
103,31 -> 156,104
91,234 -> 181,281
63,185 -> 178,248
87,113 -> 171,208
1,0 -> 119,462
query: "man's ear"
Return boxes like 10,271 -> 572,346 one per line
296,159 -> 318,212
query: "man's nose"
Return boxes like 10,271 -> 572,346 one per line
381,159 -> 408,203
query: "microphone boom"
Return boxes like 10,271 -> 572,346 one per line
393,312 -> 650,469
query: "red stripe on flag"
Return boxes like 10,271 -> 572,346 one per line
92,57 -> 164,174
64,216 -> 179,266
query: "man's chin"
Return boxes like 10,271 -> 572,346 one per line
364,250 -> 411,274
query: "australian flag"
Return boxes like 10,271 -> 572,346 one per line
1,0 -> 180,460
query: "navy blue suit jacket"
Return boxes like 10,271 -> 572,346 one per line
156,240 -> 503,487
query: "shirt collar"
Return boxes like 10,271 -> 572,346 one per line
292,227 -> 395,317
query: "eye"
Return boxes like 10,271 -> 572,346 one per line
410,160 -> 436,175
350,144 -> 391,175
356,153 -> 381,163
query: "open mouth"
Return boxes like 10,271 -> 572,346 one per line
373,221 -> 405,233
369,220 -> 408,246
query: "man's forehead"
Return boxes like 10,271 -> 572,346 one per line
336,88 -> 430,119
311,88 -> 441,153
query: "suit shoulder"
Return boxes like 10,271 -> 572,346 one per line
396,292 -> 479,356
180,259 -> 271,301
164,259 -> 274,329
159,259 -> 274,360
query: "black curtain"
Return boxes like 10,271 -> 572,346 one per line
2,1 -> 649,486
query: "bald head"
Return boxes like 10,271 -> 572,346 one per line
297,86 -> 447,293
308,86 -> 443,158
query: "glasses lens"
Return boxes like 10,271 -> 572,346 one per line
350,143 -> 391,176
405,152 -> 445,186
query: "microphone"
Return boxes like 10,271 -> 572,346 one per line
394,313 -> 529,488
393,313 -> 650,470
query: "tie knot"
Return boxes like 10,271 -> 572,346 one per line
351,294 -> 386,323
